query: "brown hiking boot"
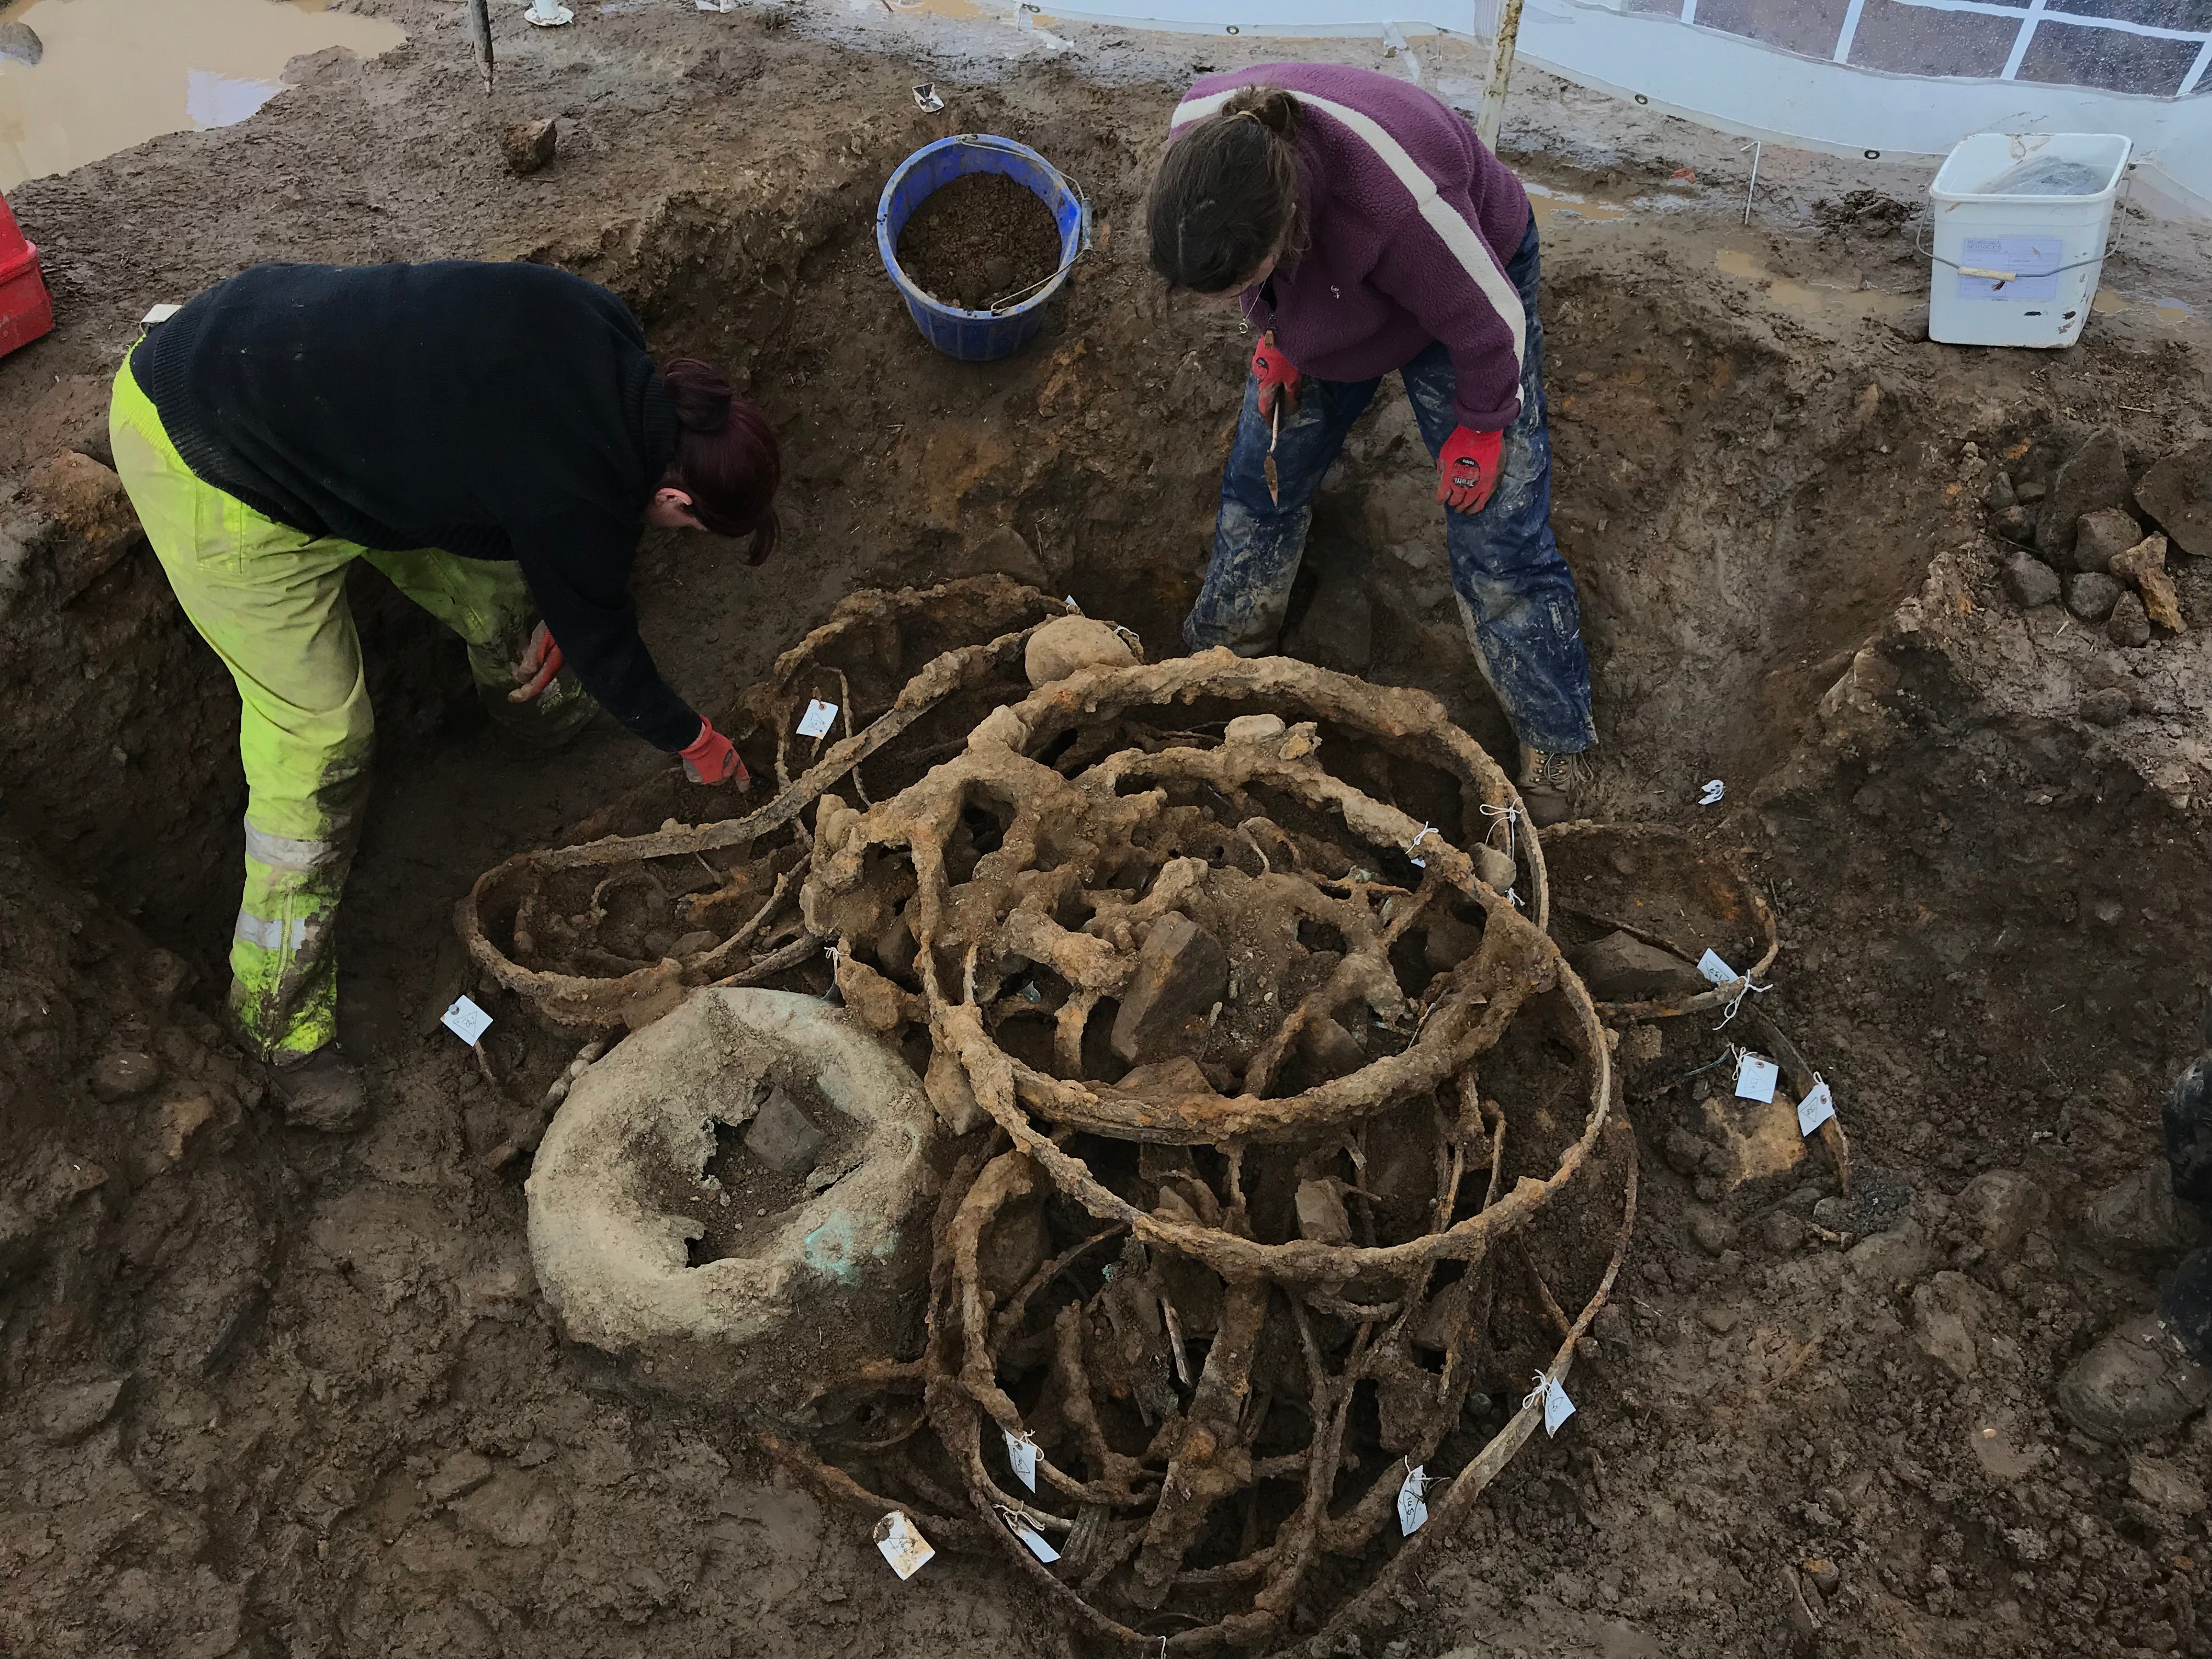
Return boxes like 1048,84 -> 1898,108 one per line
2057,1312 -> 2212,1443
271,1043 -> 370,1133
1517,745 -> 1584,830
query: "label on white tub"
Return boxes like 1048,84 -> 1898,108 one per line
1956,236 -> 2063,302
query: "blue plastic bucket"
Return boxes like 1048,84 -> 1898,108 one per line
878,134 -> 1087,363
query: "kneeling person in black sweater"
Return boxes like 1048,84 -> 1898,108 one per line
110,259 -> 781,1127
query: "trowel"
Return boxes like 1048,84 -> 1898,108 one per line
466,0 -> 494,90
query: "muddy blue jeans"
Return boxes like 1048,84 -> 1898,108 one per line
1183,213 -> 1595,756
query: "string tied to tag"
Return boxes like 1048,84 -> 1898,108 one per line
1521,1369 -> 1552,1412
1406,823 -> 1437,867
1717,974 -> 1771,1027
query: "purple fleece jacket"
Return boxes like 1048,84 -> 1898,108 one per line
1171,64 -> 1533,432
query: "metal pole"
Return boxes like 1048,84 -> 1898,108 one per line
1476,0 -> 1527,151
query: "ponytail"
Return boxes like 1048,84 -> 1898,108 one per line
1147,86 -> 1305,294
659,357 -> 781,565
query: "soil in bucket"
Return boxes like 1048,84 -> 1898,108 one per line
896,170 -> 1063,312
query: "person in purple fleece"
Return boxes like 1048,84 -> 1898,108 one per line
1148,63 -> 1594,825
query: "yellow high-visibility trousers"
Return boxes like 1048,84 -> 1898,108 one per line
108,347 -> 592,1059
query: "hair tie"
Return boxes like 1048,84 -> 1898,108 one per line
1232,109 -> 1264,126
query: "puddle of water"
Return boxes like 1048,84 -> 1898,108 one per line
2094,288 -> 2197,321
1713,246 -> 1918,321
1524,180 -> 1630,227
0,0 -> 404,191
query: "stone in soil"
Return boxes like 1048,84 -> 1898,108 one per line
895,171 -> 1062,314
2108,591 -> 2152,647
1024,614 -> 1134,687
2135,437 -> 2212,557
20,450 -> 144,597
1575,929 -> 1708,1003
1991,505 -> 2037,546
743,1087 -> 825,1174
2072,506 -> 2142,574
1109,913 -> 1228,1065
500,118 -> 557,176
1911,1269 -> 2003,1378
2036,427 -> 2130,564
2064,571 -> 2123,622
1998,549 -> 2059,609
1956,1167 -> 2049,1256
35,1375 -> 126,1445
2080,687 -> 2131,726
1294,1177 -> 1352,1245
2109,533 -> 2185,633
1982,471 -> 2016,510
89,1048 -> 162,1103
1295,1014 -> 1365,1080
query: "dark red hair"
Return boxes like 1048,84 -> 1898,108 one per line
660,357 -> 781,565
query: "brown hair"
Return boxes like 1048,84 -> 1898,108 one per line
659,357 -> 781,565
1147,86 -> 1305,294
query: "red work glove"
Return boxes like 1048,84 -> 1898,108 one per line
509,621 -> 564,702
1252,331 -> 1301,419
679,719 -> 751,788
1436,426 -> 1503,514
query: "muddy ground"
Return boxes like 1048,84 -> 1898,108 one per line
6,1 -> 2212,1654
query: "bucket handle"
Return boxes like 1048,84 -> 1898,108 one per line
1910,168 -> 2131,290
950,133 -> 1093,315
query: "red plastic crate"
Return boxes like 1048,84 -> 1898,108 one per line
0,200 -> 53,358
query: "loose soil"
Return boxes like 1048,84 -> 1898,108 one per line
5,4 -> 2212,1657
896,168 -> 1063,312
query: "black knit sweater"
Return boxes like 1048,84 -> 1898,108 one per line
134,260 -> 699,750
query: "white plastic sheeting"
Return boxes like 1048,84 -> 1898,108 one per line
998,0 -> 2212,214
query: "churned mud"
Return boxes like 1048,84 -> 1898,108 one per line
5,1 -> 2212,1655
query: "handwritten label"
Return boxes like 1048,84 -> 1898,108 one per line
1004,1428 -> 1038,1492
1698,778 -> 1725,806
441,995 -> 493,1045
1735,1052 -> 1780,1103
1697,949 -> 1738,987
1543,1377 -> 1577,1437
797,699 -> 839,738
1396,1465 -> 1429,1536
873,1511 -> 935,1579
1798,1080 -> 1837,1136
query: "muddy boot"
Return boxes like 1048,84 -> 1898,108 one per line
2057,1312 -> 2212,1443
270,1043 -> 369,1133
1517,745 -> 1583,830
2089,1162 -> 2208,1254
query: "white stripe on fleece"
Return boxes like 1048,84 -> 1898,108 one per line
1166,86 -> 1525,374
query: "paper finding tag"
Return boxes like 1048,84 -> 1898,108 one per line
1698,778 -> 1725,806
1001,1508 -> 1060,1562
1735,1052 -> 1780,1103
1396,1464 -> 1429,1536
1004,1427 -> 1039,1492
1696,949 -> 1737,987
912,81 -> 945,112
442,995 -> 493,1045
143,302 -> 183,325
1543,1377 -> 1576,1436
797,699 -> 839,738
874,1511 -> 935,1579
1797,1080 -> 1837,1136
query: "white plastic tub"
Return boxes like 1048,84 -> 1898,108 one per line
1927,132 -> 2132,349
